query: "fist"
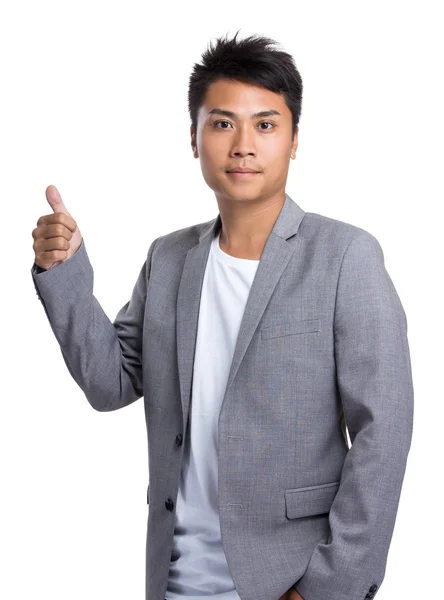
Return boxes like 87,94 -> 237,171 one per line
32,185 -> 82,270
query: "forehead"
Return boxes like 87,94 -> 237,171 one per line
199,79 -> 290,118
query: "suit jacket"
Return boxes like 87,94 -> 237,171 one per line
31,193 -> 414,600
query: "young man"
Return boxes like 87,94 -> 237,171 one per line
31,31 -> 414,600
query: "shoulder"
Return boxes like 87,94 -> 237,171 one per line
148,216 -> 216,259
302,210 -> 381,245
300,211 -> 383,259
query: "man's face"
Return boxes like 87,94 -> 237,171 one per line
191,79 -> 298,204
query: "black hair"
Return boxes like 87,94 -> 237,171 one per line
188,30 -> 303,139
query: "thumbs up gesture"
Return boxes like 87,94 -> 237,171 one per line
32,185 -> 83,270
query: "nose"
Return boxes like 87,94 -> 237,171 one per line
230,124 -> 256,158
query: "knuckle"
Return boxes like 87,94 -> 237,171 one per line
53,214 -> 62,227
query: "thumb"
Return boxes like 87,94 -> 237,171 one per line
45,184 -> 72,216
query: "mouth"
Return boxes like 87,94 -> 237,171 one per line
226,170 -> 261,178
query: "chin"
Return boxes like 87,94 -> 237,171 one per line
219,190 -> 264,204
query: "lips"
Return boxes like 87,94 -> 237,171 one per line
226,171 -> 259,178
226,166 -> 260,173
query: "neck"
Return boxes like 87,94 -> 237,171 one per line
216,191 -> 286,259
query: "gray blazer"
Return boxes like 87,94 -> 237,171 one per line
31,193 -> 414,600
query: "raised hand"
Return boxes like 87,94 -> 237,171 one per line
32,185 -> 83,270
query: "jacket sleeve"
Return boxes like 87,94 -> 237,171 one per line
293,232 -> 414,600
31,236 -> 159,412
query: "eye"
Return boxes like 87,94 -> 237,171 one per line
214,121 -> 233,129
258,122 -> 275,130
213,121 -> 275,130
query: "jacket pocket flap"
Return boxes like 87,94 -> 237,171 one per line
261,318 -> 321,340
285,480 -> 340,519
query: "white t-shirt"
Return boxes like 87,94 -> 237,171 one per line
165,228 -> 260,600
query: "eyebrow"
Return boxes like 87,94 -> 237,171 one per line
207,108 -> 282,119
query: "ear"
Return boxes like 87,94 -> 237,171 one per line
190,125 -> 198,158
290,126 -> 299,159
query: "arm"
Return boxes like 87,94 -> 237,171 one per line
31,236 -> 159,412
293,233 -> 414,600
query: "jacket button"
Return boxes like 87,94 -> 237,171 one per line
165,498 -> 174,511
369,584 -> 378,593
175,434 -> 183,446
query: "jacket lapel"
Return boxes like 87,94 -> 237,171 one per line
176,193 -> 306,430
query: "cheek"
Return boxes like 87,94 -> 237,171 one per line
263,138 -> 287,159
199,154 -> 220,180
199,137 -> 222,164
264,147 -> 291,175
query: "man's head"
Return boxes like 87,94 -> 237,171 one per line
188,30 -> 303,205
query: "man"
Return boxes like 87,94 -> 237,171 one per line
31,31 -> 414,600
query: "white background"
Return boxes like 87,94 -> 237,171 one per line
1,1 -> 442,598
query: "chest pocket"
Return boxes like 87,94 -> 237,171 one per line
261,318 -> 321,340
